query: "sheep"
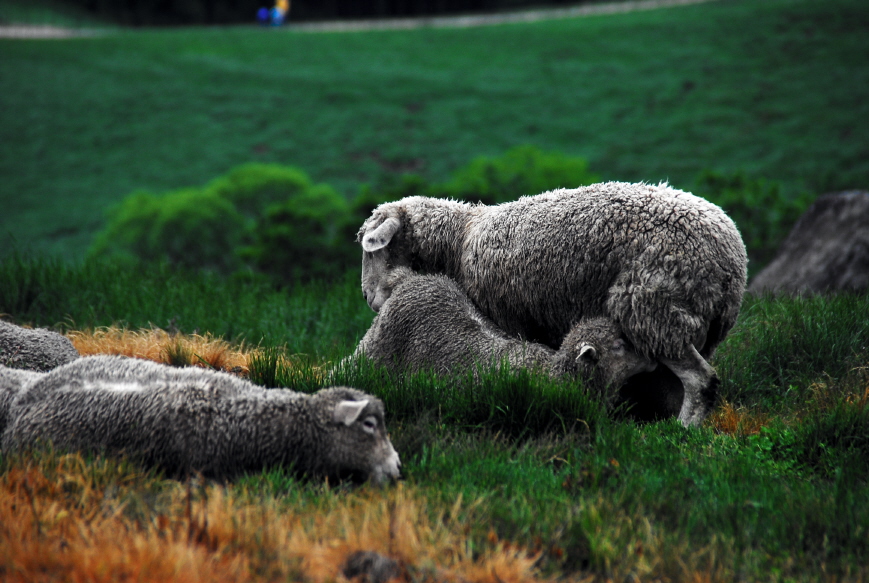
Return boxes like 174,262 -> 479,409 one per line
349,270 -> 662,412
0,365 -> 44,434
0,319 -> 80,372
357,181 -> 748,427
2,355 -> 401,485
351,267 -> 555,375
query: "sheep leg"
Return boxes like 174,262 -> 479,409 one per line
659,345 -> 718,427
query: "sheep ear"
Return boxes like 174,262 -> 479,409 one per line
333,399 -> 370,426
576,345 -> 598,363
362,218 -> 401,252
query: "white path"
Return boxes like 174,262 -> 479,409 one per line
0,0 -> 716,39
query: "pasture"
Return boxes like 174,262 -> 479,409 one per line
1,0 -> 869,580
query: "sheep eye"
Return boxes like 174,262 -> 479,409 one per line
361,416 -> 378,434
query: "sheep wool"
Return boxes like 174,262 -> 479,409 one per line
0,365 -> 44,434
0,320 -> 80,372
353,268 -> 555,375
350,271 -> 667,417
358,182 -> 748,426
2,356 -> 401,484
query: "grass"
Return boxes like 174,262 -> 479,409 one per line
1,0 -> 868,260
2,254 -> 869,581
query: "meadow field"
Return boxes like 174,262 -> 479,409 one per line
1,0 -> 868,260
2,0 -> 869,581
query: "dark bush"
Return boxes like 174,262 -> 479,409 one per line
437,145 -> 600,206
89,164 -> 351,284
241,182 -> 354,284
352,145 -> 599,217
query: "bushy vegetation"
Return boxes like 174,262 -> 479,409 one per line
87,147 -> 815,284
693,170 -> 813,273
89,164 -> 355,284
88,147 -> 601,284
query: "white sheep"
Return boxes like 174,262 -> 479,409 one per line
0,320 -> 80,372
2,356 -> 401,485
357,182 -> 748,426
351,268 -> 555,375
0,365 -> 44,434
349,270 -> 661,413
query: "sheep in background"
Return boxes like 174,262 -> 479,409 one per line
0,365 -> 44,434
357,182 -> 747,426
0,320 -> 80,372
3,356 -> 401,485
348,270 -> 664,417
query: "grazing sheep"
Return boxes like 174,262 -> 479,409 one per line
0,365 -> 44,434
350,270 -> 662,412
358,182 -> 748,426
0,320 -> 80,372
551,316 -> 659,394
2,356 -> 401,485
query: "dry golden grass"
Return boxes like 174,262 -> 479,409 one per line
0,451 -> 546,583
67,326 -> 252,373
708,401 -> 769,436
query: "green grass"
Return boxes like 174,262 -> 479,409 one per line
2,254 -> 869,580
2,0 -> 868,260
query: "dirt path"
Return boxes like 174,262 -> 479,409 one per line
0,0 -> 715,38
292,0 -> 715,33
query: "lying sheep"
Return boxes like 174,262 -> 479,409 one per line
0,320 -> 80,372
350,270 -> 659,409
2,356 -> 401,485
0,365 -> 44,434
352,268 -> 555,375
358,182 -> 748,427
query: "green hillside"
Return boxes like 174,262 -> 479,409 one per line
1,0 -> 867,260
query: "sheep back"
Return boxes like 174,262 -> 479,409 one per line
0,320 -> 80,372
0,365 -> 44,434
354,270 -> 555,375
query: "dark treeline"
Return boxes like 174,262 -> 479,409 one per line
60,0 -> 597,25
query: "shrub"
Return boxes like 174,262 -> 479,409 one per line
240,183 -> 355,284
351,145 -> 600,217
437,145 -> 600,206
89,164 -> 351,283
90,188 -> 246,273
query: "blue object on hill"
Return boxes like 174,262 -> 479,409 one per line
257,7 -> 269,25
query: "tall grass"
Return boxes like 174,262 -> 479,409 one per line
0,253 -> 372,357
715,293 -> 869,408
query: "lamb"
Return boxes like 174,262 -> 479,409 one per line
0,319 -> 80,372
350,269 -> 659,406
357,182 -> 748,426
2,355 -> 401,485
351,268 -> 556,375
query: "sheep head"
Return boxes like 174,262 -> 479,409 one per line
358,214 -> 410,312
552,318 -> 657,394
315,387 -> 402,485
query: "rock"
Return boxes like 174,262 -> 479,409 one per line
749,191 -> 869,295
0,320 -> 80,372
342,550 -> 401,583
